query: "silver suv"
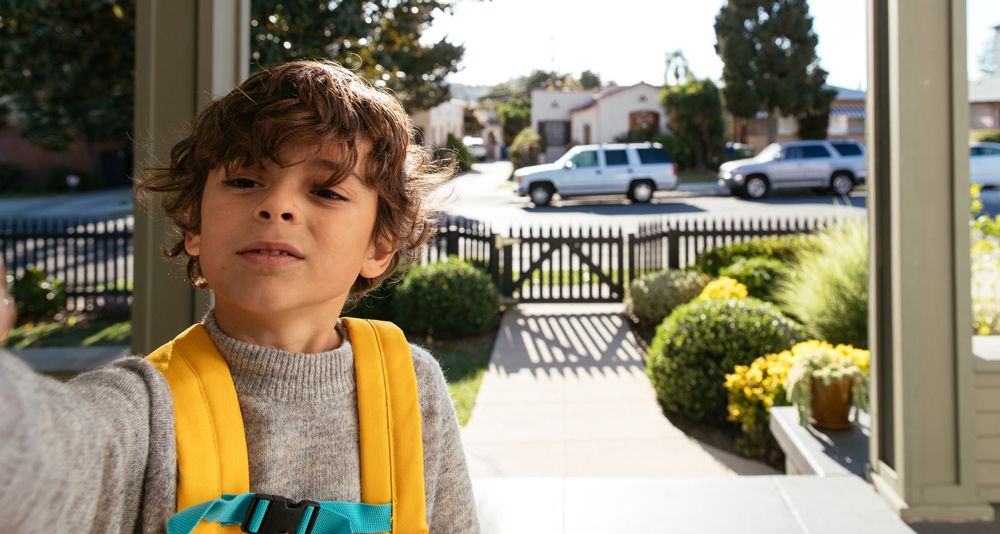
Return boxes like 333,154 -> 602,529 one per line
514,143 -> 678,206
717,140 -> 867,199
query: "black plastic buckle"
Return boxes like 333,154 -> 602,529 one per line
240,493 -> 320,534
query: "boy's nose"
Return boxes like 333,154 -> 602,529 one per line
257,210 -> 294,222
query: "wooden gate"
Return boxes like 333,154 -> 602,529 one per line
496,225 -> 625,303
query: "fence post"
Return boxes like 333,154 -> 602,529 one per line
489,233 -> 500,290
667,221 -> 680,270
627,233 -> 636,286
445,218 -> 459,257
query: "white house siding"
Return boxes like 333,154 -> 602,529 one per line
971,102 -> 999,131
584,85 -> 667,143
974,349 -> 1000,503
531,90 -> 593,162
411,100 -> 465,149
571,107 -> 598,146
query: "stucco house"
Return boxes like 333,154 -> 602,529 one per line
733,85 -> 867,151
411,98 -> 465,150
531,83 -> 667,162
970,25 -> 1000,132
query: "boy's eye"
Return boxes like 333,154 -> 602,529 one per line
312,188 -> 345,201
223,177 -> 259,188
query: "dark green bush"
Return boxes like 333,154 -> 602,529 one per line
45,165 -> 101,192
510,127 -> 541,171
345,279 -> 398,321
693,233 -> 816,276
646,297 -> 806,423
719,256 -> 791,301
435,133 -> 473,173
625,270 -> 708,327
0,162 -> 26,193
392,257 -> 499,340
11,267 -> 67,322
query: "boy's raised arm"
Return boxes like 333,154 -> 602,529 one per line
0,351 -> 176,532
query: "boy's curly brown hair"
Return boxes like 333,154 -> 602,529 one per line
134,60 -> 452,307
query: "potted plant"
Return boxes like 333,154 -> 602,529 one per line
785,341 -> 870,430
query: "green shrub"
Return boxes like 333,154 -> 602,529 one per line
646,297 -> 806,423
345,279 -> 398,321
435,133 -> 473,173
775,222 -> 868,348
392,257 -> 500,340
45,165 -> 101,192
693,233 -> 816,276
509,127 -> 541,171
11,267 -> 67,322
625,270 -> 708,327
0,162 -> 26,193
720,256 -> 791,301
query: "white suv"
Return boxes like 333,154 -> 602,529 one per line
514,143 -> 678,206
717,140 -> 867,199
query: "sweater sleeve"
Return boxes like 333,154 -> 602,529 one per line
0,350 -> 177,533
409,344 -> 481,534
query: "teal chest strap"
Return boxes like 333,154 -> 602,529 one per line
166,493 -> 392,534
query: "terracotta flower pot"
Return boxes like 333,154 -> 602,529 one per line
810,377 -> 853,430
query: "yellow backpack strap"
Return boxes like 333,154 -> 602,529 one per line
147,324 -> 250,534
342,318 -> 428,534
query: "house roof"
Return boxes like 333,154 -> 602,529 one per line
830,104 -> 865,118
568,82 -> 661,114
827,85 -> 865,100
971,76 -> 1000,103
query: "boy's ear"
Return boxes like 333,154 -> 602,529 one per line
185,230 -> 202,257
359,239 -> 396,279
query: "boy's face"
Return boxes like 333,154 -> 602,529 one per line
185,141 -> 393,320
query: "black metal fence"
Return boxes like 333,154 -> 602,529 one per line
0,213 -> 855,311
0,217 -> 133,314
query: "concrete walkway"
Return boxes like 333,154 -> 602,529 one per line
464,303 -> 915,533
461,302 -> 775,477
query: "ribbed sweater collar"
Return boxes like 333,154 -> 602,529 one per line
201,310 -> 355,402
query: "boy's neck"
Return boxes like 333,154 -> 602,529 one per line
212,300 -> 344,354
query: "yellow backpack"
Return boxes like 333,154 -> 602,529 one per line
146,318 -> 428,534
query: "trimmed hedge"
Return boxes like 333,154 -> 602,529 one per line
646,297 -> 806,423
719,256 -> 791,301
624,270 -> 708,327
693,234 -> 816,276
392,257 -> 499,340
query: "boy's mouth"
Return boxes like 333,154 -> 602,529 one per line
237,241 -> 305,259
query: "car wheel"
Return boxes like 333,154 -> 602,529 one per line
830,172 -> 854,196
628,180 -> 655,203
742,175 -> 769,199
529,183 -> 554,206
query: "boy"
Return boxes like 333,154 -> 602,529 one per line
0,60 -> 481,533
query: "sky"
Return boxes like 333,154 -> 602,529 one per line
422,0 -> 1000,90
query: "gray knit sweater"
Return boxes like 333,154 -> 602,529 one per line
0,312 -> 480,533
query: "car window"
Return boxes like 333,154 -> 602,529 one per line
972,147 -> 984,157
802,145 -> 832,158
783,147 -> 804,160
637,148 -> 671,164
984,147 -> 1000,156
832,142 -> 863,157
604,149 -> 629,166
570,150 -> 599,168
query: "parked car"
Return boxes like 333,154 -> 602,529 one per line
463,136 -> 488,160
513,143 -> 677,206
717,140 -> 867,199
971,142 -> 1000,187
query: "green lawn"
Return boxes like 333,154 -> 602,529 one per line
426,331 -> 495,426
7,316 -> 131,349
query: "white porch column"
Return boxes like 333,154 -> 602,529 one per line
132,0 -> 249,353
867,0 -> 994,522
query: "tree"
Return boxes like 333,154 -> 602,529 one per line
714,0 -> 835,143
251,0 -> 464,113
661,78 -> 725,171
664,50 -> 692,86
979,36 -> 997,78
580,70 -> 601,90
497,96 -> 530,145
0,2 -> 134,154
463,107 -> 483,136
